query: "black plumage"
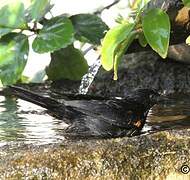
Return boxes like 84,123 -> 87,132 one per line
7,86 -> 160,138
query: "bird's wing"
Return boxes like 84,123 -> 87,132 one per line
64,99 -> 144,129
63,112 -> 139,138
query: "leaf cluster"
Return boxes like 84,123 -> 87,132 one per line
101,0 -> 171,80
0,0 -> 190,85
0,0 -> 108,85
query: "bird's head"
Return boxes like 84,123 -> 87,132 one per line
127,89 -> 161,110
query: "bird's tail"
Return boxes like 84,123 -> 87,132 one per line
7,85 -> 63,110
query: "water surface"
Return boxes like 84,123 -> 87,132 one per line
144,94 -> 190,133
0,96 -> 67,146
0,94 -> 190,145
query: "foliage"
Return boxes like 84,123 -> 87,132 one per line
0,2 -> 27,36
0,0 -> 189,85
32,15 -> 74,53
29,0 -> 52,21
183,0 -> 190,44
182,0 -> 190,7
0,33 -> 29,85
46,45 -> 88,80
186,36 -> 190,45
101,0 -> 171,79
70,14 -> 108,45
0,0 -> 108,85
142,8 -> 170,58
101,23 -> 135,80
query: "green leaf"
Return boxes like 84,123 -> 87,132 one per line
0,33 -> 29,85
131,0 -> 151,10
142,8 -> 170,58
46,45 -> 88,81
19,75 -> 30,83
0,28 -> 12,37
32,16 -> 74,53
138,32 -> 147,47
113,31 -> 136,80
70,14 -> 108,45
186,35 -> 190,45
0,1 -> 27,36
182,0 -> 190,7
101,23 -> 134,71
28,0 -> 52,21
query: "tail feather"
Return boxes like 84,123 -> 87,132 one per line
8,85 -> 63,110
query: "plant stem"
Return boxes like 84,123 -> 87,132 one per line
95,0 -> 120,15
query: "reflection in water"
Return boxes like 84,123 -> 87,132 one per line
143,94 -> 190,134
0,94 -> 190,145
0,97 -> 66,145
0,97 -> 26,142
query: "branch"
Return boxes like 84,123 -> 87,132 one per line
94,0 -> 120,15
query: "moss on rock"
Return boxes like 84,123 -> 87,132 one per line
0,129 -> 190,179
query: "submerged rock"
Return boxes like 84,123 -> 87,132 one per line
0,129 -> 190,179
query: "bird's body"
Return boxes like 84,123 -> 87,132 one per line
6,86 -> 160,138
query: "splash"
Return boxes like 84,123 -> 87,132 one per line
79,58 -> 101,94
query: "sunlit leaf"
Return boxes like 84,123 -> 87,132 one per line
142,8 -> 170,58
182,0 -> 190,7
19,75 -> 30,83
186,35 -> 190,45
0,1 -> 27,36
0,33 -> 29,85
70,14 -> 108,45
113,31 -> 136,80
138,32 -> 147,47
32,16 -> 74,53
131,0 -> 151,10
101,23 -> 134,71
46,45 -> 88,81
28,0 -> 52,21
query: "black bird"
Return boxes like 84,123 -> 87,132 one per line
6,86 -> 161,138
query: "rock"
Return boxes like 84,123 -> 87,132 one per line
168,43 -> 190,64
88,51 -> 190,96
0,129 -> 189,179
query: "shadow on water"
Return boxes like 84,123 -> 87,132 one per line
0,93 -> 190,145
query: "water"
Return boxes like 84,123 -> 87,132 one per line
79,58 -> 101,94
0,96 -> 67,146
0,93 -> 190,145
144,94 -> 190,134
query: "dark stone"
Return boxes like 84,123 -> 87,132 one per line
88,52 -> 190,96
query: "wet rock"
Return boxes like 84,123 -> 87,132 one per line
89,51 -> 190,96
0,129 -> 190,179
168,44 -> 190,64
